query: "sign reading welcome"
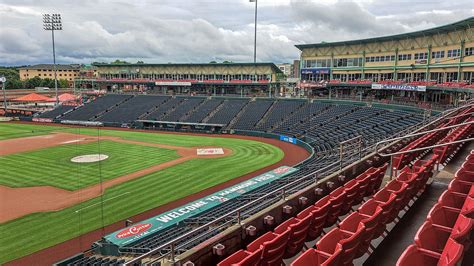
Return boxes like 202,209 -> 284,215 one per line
371,83 -> 427,92
104,166 -> 298,247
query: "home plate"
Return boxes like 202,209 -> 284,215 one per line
197,148 -> 224,156
71,154 -> 109,163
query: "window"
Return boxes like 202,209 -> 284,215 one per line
414,53 -> 428,60
447,49 -> 460,58
333,57 -> 363,68
464,47 -> 473,56
398,54 -> 412,61
431,51 -> 445,59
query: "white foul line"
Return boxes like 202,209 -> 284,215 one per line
75,192 -> 131,213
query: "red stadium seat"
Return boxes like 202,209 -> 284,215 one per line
461,196 -> 474,217
385,180 -> 409,221
316,223 -> 365,266
448,179 -> 472,196
290,247 -> 343,266
339,206 -> 383,258
247,229 -> 291,266
326,187 -> 347,226
450,214 -> 474,248
455,168 -> 474,183
341,179 -> 360,215
439,190 -> 467,211
355,172 -> 371,204
274,216 -> 311,258
414,221 -> 451,253
438,238 -> 464,266
217,249 -> 263,266
396,244 -> 440,266
427,204 -> 460,231
302,196 -> 331,240
373,188 -> 398,224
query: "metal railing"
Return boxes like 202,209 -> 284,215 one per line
124,156 -> 352,265
123,101 -> 473,265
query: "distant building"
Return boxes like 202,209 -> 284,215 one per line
291,60 -> 300,79
19,64 -> 81,81
277,63 -> 292,77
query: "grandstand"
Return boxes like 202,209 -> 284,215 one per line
36,94 -> 474,266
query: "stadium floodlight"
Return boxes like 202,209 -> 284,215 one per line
0,76 -> 6,112
249,0 -> 257,64
43,13 -> 63,106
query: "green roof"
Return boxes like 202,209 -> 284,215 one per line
295,16 -> 474,50
92,62 -> 283,73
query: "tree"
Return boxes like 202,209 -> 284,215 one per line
136,61 -> 144,64
111,59 -> 130,64
209,61 -> 217,64
0,67 -> 22,89
24,77 -> 42,89
222,60 -> 233,64
59,79 -> 69,88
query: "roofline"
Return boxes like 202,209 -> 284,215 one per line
92,62 -> 283,73
295,16 -> 474,50
19,64 -> 81,70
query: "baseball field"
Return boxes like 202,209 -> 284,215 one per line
0,122 -> 310,264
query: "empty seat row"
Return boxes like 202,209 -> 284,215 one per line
434,118 -> 474,165
397,150 -> 474,266
292,157 -> 436,266
217,164 -> 388,266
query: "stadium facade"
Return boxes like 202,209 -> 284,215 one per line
77,62 -> 283,96
295,17 -> 474,105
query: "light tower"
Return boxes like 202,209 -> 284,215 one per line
43,13 -> 62,106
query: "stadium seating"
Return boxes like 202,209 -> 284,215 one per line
397,149 -> 474,266
61,94 -> 131,121
37,105 -> 75,119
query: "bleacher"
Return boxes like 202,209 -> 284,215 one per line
43,93 -> 466,266
98,95 -> 169,124
183,98 -> 224,123
232,99 -> 274,130
160,97 -> 205,122
61,94 -> 131,121
37,105 -> 75,119
205,99 -> 248,125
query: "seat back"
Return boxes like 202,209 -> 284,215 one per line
260,229 -> 291,266
414,221 -> 451,253
438,238 -> 464,266
396,245 -> 440,266
428,205 -> 460,230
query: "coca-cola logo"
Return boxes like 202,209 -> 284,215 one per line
273,167 -> 290,174
116,223 -> 152,239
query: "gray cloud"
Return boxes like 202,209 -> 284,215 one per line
0,0 -> 472,66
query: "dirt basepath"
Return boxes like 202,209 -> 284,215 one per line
3,122 -> 309,266
0,133 -> 231,223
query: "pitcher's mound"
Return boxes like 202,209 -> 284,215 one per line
71,154 -> 109,163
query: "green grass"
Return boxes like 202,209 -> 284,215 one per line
0,123 -> 285,263
0,140 -> 179,190
0,123 -> 63,140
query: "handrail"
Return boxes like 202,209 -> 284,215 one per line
124,160 -> 341,265
124,101 -> 473,265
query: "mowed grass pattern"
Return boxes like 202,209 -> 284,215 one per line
0,123 -> 285,263
0,140 -> 179,190
0,123 -> 62,140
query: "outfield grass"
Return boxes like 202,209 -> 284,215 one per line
0,140 -> 179,190
0,123 -> 285,263
0,123 -> 62,140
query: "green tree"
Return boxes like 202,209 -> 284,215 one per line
111,59 -> 130,64
136,61 -> 144,64
24,77 -> 43,89
209,61 -> 217,63
0,67 -> 22,90
59,79 -> 69,88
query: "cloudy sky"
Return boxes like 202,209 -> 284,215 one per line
0,0 -> 473,66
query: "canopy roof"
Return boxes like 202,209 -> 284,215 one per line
47,93 -> 78,102
12,93 -> 52,102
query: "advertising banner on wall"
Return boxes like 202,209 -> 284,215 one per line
300,68 -> 330,75
279,135 -> 297,144
104,166 -> 298,247
371,83 -> 427,92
